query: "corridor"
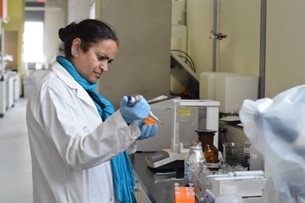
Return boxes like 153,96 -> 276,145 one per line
0,98 -> 32,203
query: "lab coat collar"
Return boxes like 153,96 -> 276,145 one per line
51,61 -> 97,109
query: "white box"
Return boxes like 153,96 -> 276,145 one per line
199,72 -> 239,100
215,75 -> 258,113
210,176 -> 266,198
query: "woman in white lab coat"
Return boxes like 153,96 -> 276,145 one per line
26,19 -> 158,203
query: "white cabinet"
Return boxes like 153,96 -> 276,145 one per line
5,73 -> 14,108
0,76 -> 6,117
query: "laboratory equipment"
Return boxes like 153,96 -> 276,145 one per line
209,175 -> 266,201
127,95 -> 162,124
145,99 -> 219,171
136,97 -> 177,152
215,185 -> 243,203
243,140 -> 251,169
222,142 -> 243,170
196,129 -> 219,170
174,186 -> 195,203
184,142 -> 205,187
207,170 -> 264,179
208,171 -> 266,202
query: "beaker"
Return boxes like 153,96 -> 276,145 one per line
222,142 -> 243,170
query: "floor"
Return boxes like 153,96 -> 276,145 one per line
0,98 -> 33,203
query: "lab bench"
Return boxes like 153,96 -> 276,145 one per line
131,152 -> 185,203
131,151 -> 265,203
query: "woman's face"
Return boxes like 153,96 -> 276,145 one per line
71,39 -> 118,83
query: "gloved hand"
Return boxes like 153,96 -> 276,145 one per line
120,96 -> 150,123
137,120 -> 159,140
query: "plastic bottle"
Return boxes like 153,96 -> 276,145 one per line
184,142 -> 205,190
215,185 -> 243,203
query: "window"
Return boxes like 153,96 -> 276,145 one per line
23,21 -> 45,63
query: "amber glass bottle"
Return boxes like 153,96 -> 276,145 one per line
196,130 -> 219,170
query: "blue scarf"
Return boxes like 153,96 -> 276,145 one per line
56,56 -> 137,203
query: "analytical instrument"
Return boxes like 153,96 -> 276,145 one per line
144,99 -> 220,171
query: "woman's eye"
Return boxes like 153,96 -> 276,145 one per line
98,54 -> 113,64
99,56 -> 108,61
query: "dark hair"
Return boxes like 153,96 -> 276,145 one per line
58,19 -> 119,58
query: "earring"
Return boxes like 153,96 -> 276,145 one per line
72,50 -> 78,56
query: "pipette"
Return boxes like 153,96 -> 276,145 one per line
127,95 -> 163,125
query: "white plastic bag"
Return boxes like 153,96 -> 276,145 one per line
239,85 -> 305,203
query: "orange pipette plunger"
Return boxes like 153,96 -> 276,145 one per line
127,95 -> 163,125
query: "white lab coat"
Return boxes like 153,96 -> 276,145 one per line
26,61 -> 141,203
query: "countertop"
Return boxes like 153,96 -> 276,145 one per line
130,152 -> 185,203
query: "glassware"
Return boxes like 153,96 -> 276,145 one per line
243,140 -> 251,169
184,142 -> 205,190
222,142 -> 244,171
196,129 -> 219,170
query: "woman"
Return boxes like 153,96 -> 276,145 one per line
26,19 -> 158,203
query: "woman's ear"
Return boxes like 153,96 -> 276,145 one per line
71,38 -> 81,57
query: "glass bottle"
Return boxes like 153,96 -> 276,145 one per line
243,140 -> 251,170
184,142 -> 205,190
196,129 -> 219,170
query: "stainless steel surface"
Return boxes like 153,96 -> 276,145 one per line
131,152 -> 185,203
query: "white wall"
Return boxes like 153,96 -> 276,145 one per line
44,0 -> 305,100
181,0 -> 260,77
187,0 -> 214,73
186,0 -> 305,99
44,0 -> 92,65
265,0 -> 305,98
44,2 -> 67,65
218,0 -> 260,76
96,0 -> 171,108
67,0 -> 91,23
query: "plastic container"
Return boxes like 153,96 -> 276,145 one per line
215,185 -> 243,203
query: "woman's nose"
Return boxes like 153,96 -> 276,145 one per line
99,61 -> 108,71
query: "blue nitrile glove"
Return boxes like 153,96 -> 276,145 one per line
137,120 -> 159,140
120,96 -> 150,123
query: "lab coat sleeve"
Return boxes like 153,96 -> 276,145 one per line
39,85 -> 141,170
126,141 -> 137,154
